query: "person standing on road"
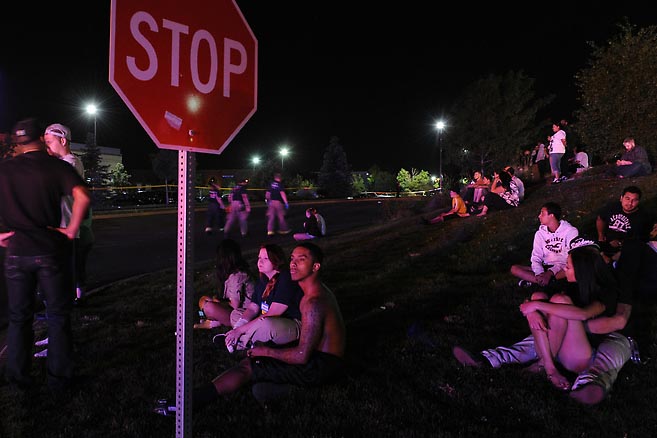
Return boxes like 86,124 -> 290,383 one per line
224,179 -> 251,238
204,177 -> 225,235
0,118 -> 90,393
265,172 -> 290,236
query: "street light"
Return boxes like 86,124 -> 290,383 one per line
279,147 -> 289,170
86,103 -> 98,145
251,155 -> 260,171
435,120 -> 446,188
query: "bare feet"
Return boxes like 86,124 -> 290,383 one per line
547,371 -> 571,391
476,212 -> 486,217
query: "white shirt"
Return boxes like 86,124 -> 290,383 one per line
575,151 -> 589,170
549,130 -> 566,154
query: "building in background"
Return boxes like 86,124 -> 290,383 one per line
70,142 -> 122,169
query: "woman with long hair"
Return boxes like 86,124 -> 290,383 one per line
195,239 -> 255,329
519,238 -> 621,390
223,243 -> 303,352
476,170 -> 519,216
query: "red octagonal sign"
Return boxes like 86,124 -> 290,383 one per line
109,0 -> 257,154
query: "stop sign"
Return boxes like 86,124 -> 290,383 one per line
109,0 -> 257,154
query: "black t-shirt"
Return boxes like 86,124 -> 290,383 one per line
0,150 -> 86,256
268,180 -> 285,202
252,270 -> 303,320
598,202 -> 654,243
230,184 -> 248,204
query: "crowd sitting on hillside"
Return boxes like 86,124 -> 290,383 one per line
154,127 -> 655,413
452,184 -> 657,405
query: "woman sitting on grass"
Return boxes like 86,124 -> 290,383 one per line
222,243 -> 303,352
518,238 -> 621,390
476,170 -> 519,216
195,239 -> 255,329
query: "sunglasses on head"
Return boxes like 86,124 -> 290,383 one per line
44,127 -> 67,138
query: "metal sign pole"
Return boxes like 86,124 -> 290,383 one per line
175,151 -> 195,437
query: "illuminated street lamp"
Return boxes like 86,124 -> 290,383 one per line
86,103 -> 98,145
435,120 -> 446,188
279,147 -> 289,170
251,155 -> 260,171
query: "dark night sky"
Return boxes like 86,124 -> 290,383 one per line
1,2 -> 655,174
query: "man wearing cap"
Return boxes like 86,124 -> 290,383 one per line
44,123 -> 83,175
0,118 -> 90,392
44,123 -> 94,305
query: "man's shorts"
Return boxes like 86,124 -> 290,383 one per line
251,351 -> 345,387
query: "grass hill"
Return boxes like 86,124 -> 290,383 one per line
2,169 -> 657,437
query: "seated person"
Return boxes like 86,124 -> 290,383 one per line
567,145 -> 590,175
596,185 -> 654,262
453,239 -> 635,405
476,170 -> 519,216
510,202 -> 579,288
463,171 -> 490,204
423,188 -> 469,224
504,166 -> 525,201
294,207 -> 326,241
223,244 -> 303,352
155,243 -> 346,415
609,137 -> 652,178
195,239 -> 255,329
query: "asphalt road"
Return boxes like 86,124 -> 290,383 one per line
0,197 -> 391,340
86,198 -> 387,290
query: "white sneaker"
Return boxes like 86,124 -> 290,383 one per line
34,349 -> 48,358
35,337 -> 49,347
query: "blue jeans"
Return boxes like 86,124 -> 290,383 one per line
5,253 -> 74,390
615,163 -> 650,178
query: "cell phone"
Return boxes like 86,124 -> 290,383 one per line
198,309 -> 206,319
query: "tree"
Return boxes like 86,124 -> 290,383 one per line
367,165 -> 396,191
318,136 -> 352,198
80,132 -> 109,189
447,71 -> 553,177
351,173 -> 366,196
573,21 -> 657,164
108,163 -> 131,187
396,168 -> 433,192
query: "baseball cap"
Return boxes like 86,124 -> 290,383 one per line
11,118 -> 41,145
44,123 -> 71,141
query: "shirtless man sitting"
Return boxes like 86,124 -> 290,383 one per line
155,242 -> 347,414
